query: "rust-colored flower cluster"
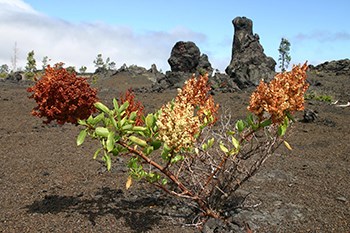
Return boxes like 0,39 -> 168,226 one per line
119,88 -> 144,126
176,74 -> 219,125
27,63 -> 98,124
157,74 -> 219,152
248,62 -> 309,123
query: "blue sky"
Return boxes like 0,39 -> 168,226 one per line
0,0 -> 349,72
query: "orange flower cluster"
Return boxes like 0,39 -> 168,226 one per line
119,88 -> 144,126
156,74 -> 219,152
176,74 -> 219,125
27,63 -> 98,124
248,62 -> 309,123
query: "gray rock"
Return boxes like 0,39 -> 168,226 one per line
309,59 -> 350,75
225,16 -> 276,89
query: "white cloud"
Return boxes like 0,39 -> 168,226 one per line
0,0 -> 207,72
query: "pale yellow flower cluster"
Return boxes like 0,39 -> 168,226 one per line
156,74 -> 219,152
157,100 -> 200,152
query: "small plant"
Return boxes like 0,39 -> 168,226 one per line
27,63 -> 98,124
278,38 -> 291,72
305,91 -> 333,103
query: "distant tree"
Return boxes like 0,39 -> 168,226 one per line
25,50 -> 37,72
278,38 -> 291,72
66,66 -> 76,73
79,66 -> 87,74
42,56 -> 49,70
25,50 -> 37,79
93,53 -> 116,71
0,64 -> 9,78
93,54 -> 105,69
109,61 -> 116,70
0,64 -> 9,73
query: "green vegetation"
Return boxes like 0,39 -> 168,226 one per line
0,64 -> 9,78
93,53 -> 116,70
25,50 -> 37,80
305,91 -> 333,102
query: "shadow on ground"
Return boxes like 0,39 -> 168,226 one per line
26,187 -> 170,232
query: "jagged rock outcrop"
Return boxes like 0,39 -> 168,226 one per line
309,59 -> 350,75
225,16 -> 276,89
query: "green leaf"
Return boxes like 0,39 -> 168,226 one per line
77,119 -> 87,126
93,148 -> 102,159
278,124 -> 287,136
92,113 -> 105,125
207,138 -> 215,148
129,135 -> 148,147
103,151 -> 112,171
119,116 -> 128,127
260,119 -> 272,127
94,102 -> 110,114
129,111 -> 137,121
161,178 -> 168,185
145,114 -> 155,128
106,132 -> 115,152
113,98 -> 119,110
144,146 -> 154,155
236,120 -> 246,132
95,127 -> 109,137
219,142 -> 229,153
122,124 -> 133,130
226,130 -> 235,136
247,114 -> 255,126
171,155 -> 184,163
231,136 -> 240,150
77,129 -> 87,146
202,143 -> 208,151
85,115 -> 94,125
119,101 -> 130,113
132,126 -> 147,131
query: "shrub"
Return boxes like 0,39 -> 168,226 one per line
29,64 -> 309,227
27,63 -> 98,124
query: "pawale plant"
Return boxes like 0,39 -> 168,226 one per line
28,62 -> 309,227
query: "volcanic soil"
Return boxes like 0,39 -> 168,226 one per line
0,70 -> 349,232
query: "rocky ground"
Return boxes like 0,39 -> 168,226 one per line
0,67 -> 349,232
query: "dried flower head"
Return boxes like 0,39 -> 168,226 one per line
27,63 -> 98,124
248,62 -> 309,123
119,88 -> 144,126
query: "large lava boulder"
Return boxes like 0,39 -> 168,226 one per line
168,41 -> 213,74
225,16 -> 276,89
